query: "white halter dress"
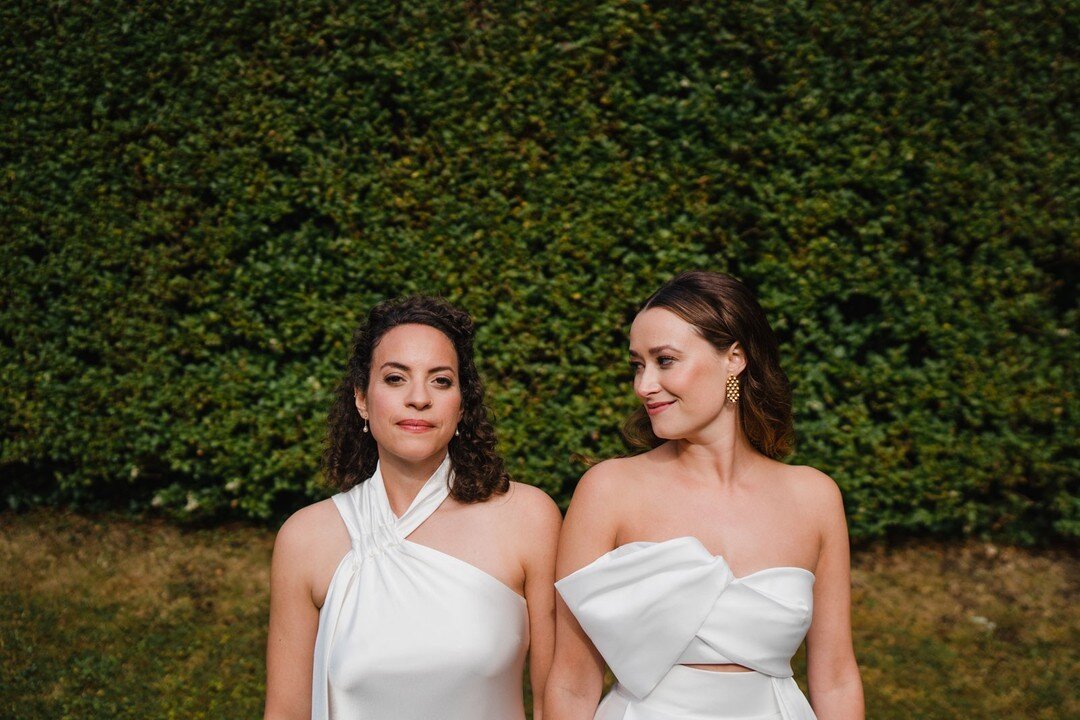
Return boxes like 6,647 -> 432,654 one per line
311,456 -> 529,720
556,537 -> 817,720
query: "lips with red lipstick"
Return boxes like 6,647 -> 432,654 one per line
396,419 -> 436,433
645,400 -> 675,416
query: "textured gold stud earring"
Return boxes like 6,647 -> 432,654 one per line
726,375 -> 740,404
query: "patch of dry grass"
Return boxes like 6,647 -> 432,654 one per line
0,511 -> 272,719
848,542 -> 1078,719
1,511 -> 1075,719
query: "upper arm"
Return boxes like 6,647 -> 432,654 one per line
547,462 -> 626,703
509,483 -> 563,718
802,470 -> 859,690
264,501 -> 346,720
556,461 -> 624,579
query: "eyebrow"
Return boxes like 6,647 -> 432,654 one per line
379,362 -> 457,374
628,345 -> 681,358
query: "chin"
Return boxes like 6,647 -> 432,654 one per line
382,437 -> 452,463
648,420 -> 677,441
649,416 -> 698,442
399,444 -> 449,460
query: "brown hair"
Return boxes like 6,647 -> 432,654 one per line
622,270 -> 795,458
323,296 -> 510,502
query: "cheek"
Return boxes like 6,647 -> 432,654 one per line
668,363 -> 701,392
674,362 -> 724,403
364,385 -> 392,416
444,391 -> 463,420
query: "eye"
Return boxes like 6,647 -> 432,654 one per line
433,376 -> 454,388
628,360 -> 643,373
384,374 -> 405,385
657,356 -> 676,367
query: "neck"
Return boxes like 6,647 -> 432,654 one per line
672,414 -> 764,489
378,450 -> 448,516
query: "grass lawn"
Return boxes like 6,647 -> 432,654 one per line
1,510 -> 1075,719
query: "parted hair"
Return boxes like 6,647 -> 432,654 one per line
623,271 -> 795,459
323,296 -> 510,502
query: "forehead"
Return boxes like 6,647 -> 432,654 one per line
629,307 -> 703,349
372,323 -> 458,369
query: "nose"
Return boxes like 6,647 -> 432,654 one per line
634,364 -> 660,400
405,382 -> 432,410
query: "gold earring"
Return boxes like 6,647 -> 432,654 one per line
726,375 -> 740,404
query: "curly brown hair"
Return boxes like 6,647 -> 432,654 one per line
623,271 -> 795,459
323,296 -> 510,502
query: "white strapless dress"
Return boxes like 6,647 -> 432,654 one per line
556,537 -> 817,720
311,456 -> 529,720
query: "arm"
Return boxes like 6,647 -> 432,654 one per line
804,474 -> 864,719
264,502 -> 347,720
543,464 -> 622,720
513,484 -> 563,720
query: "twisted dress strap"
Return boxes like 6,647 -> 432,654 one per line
310,456 -> 453,720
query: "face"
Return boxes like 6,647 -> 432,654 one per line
355,323 -> 463,467
628,307 -> 743,441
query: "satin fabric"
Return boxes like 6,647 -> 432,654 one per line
311,456 -> 529,720
595,666 -> 783,720
556,537 -> 817,720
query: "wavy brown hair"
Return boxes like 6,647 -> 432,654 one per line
623,270 -> 795,459
323,296 -> 510,502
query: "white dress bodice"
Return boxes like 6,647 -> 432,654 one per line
556,536 -> 817,720
311,456 -> 529,719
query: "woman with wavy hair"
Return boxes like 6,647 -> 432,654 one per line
265,296 -> 560,720
546,271 -> 863,719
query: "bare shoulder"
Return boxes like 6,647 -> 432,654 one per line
500,481 -> 562,530
572,454 -> 650,503
561,454 -> 658,546
274,497 -> 349,559
783,464 -> 847,521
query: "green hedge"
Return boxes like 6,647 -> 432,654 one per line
2,1 -> 1076,542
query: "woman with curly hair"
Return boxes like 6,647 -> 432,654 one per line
545,271 -> 863,719
265,296 -> 561,720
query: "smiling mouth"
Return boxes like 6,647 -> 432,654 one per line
645,401 -> 675,416
397,420 -> 435,432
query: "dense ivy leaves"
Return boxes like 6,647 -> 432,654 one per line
1,2 -> 1075,542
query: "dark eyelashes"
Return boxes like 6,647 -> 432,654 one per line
382,374 -> 454,387
627,357 -> 675,371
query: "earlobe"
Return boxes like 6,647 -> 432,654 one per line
354,389 -> 368,419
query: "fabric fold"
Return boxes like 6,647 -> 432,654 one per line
557,536 -> 818,719
311,556 -> 359,720
772,676 -> 817,720
309,455 -> 529,720
312,457 -> 453,719
557,538 -> 734,699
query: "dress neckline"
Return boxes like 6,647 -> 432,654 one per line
591,536 -> 815,582
372,455 -> 453,530
369,458 -> 528,604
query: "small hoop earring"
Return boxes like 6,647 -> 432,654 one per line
362,419 -> 369,433
726,374 -> 740,404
